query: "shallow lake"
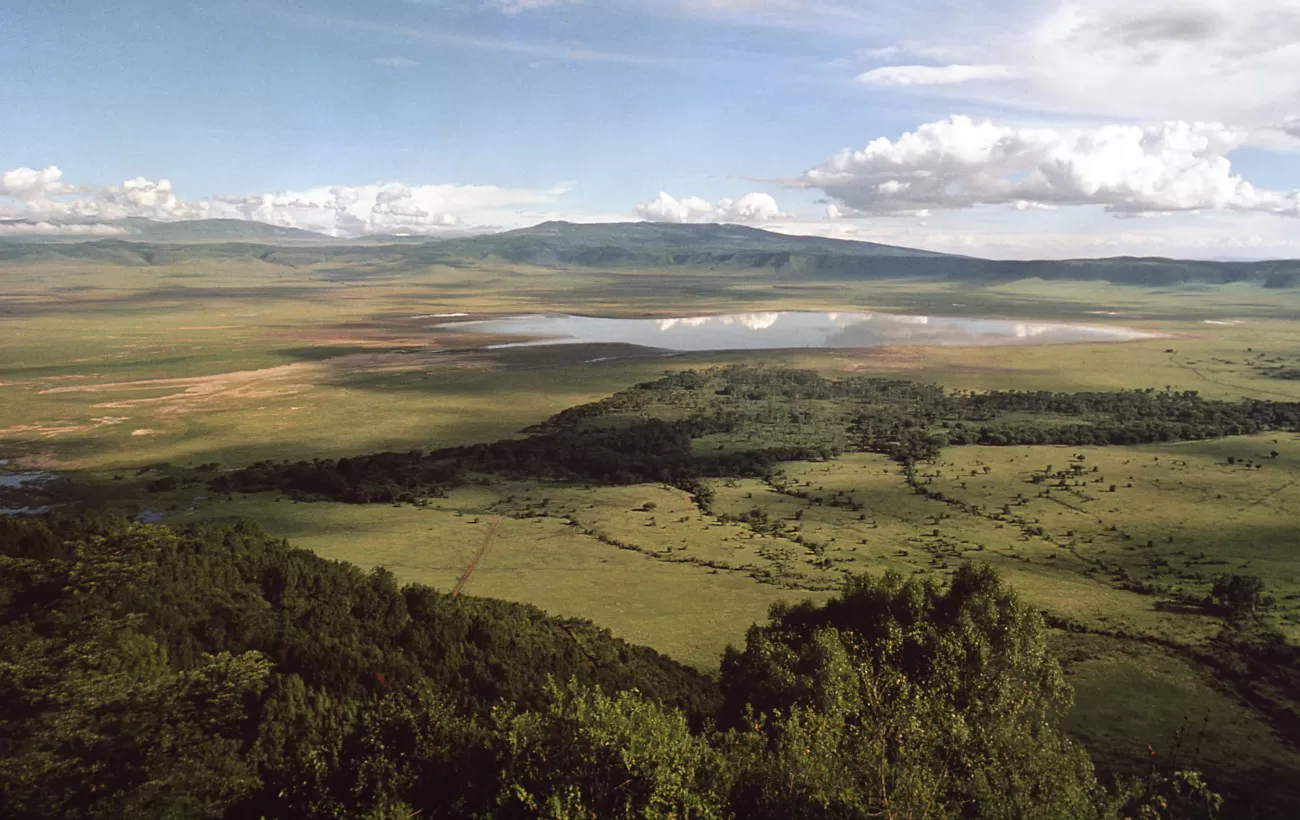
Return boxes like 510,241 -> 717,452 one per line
433,311 -> 1154,352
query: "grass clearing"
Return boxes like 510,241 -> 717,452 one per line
187,490 -> 815,669
1056,632 -> 1300,812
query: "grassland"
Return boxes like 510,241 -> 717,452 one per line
4,252 -> 1300,807
4,255 -> 1300,472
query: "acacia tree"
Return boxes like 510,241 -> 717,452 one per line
1209,574 -> 1268,620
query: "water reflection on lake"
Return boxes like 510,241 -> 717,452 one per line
433,311 -> 1154,352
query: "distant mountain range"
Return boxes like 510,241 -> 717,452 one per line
3,218 -> 1298,288
110,217 -> 333,241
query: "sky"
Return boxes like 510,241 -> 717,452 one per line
2,0 -> 1300,258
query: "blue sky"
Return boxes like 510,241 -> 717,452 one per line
2,0 -> 1300,258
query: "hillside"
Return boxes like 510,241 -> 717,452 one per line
2,219 -> 1299,287
0,513 -> 1206,818
109,217 -> 334,242
0,218 -> 332,242
424,220 -> 960,264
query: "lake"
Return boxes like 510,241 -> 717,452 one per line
432,311 -> 1155,352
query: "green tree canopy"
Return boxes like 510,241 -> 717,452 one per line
718,565 -> 1105,818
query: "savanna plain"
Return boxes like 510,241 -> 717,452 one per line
4,230 -> 1300,816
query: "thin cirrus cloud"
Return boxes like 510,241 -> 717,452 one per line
636,191 -> 790,223
485,0 -> 580,12
0,166 -> 574,237
856,64 -> 1017,86
373,56 -> 420,68
792,116 -> 1300,218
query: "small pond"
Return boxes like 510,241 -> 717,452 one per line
433,311 -> 1154,352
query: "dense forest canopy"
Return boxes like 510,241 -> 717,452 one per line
0,515 -> 1223,818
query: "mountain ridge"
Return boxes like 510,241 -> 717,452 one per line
3,218 -> 1299,288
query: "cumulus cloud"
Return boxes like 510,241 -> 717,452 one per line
1,166 -> 73,202
0,166 -> 574,237
636,191 -> 790,223
856,64 -> 1016,86
212,181 -> 572,235
794,116 -> 1300,217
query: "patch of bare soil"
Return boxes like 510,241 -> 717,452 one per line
0,417 -> 128,438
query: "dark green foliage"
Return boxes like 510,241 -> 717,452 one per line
1208,574 -> 1269,620
0,516 -> 1230,818
492,679 -> 731,819
214,366 -> 1300,504
718,565 -> 1105,818
0,515 -> 715,818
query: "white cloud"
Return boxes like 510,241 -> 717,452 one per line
636,191 -> 790,223
0,166 -> 72,202
637,192 -> 717,222
0,167 -> 575,237
1020,0 -> 1300,122
213,181 -> 572,235
1246,117 -> 1300,152
373,56 -> 419,68
857,43 -> 972,62
486,0 -> 579,13
0,221 -> 127,236
855,0 -> 1300,123
856,64 -> 1016,86
753,210 -> 1300,260
794,116 -> 1299,216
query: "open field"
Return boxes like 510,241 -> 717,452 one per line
5,255 -> 1300,810
4,258 -> 1300,471
163,432 -> 1298,648
180,489 -> 818,670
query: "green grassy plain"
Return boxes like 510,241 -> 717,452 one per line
4,255 -> 1300,805
3,257 -> 1299,471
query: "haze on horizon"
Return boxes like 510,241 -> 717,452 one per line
2,0 -> 1300,260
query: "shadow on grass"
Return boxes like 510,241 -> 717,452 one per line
0,284 -> 331,318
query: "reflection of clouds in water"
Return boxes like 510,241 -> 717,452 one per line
726,312 -> 781,330
434,311 -> 1157,352
824,315 -> 1140,347
658,312 -> 781,331
656,316 -> 713,331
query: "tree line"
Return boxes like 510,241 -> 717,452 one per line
208,367 -> 1300,503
